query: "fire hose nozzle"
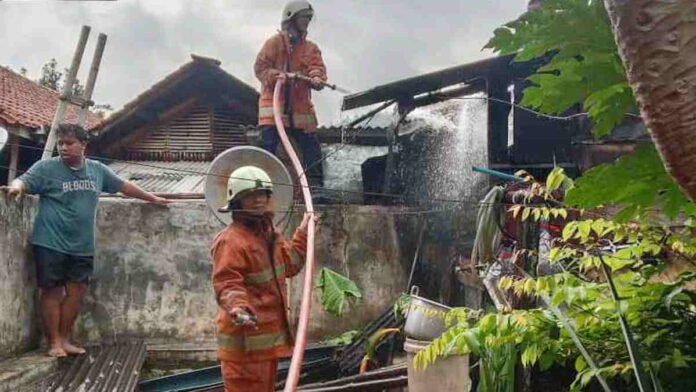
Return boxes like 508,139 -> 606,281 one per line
284,72 -> 351,94
234,313 -> 258,325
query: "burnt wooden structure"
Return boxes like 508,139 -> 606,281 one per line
342,53 -> 587,181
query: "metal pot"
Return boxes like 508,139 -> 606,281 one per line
403,286 -> 452,341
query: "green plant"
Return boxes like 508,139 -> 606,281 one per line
415,309 -> 565,392
418,165 -> 696,390
485,0 -> 633,138
393,292 -> 411,320
416,270 -> 696,391
506,169 -> 696,391
319,330 -> 359,346
314,267 -> 362,317
500,271 -> 696,391
566,144 -> 696,220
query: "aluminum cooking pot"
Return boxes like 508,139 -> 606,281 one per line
403,286 -> 452,341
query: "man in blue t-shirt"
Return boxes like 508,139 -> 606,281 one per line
3,124 -> 170,357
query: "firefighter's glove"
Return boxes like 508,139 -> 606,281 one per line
230,307 -> 258,327
310,77 -> 324,90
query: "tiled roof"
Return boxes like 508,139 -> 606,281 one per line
108,160 -> 209,194
0,65 -> 101,131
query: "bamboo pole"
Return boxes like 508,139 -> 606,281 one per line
78,33 -> 107,127
42,25 -> 90,160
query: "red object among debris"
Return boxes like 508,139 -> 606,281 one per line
0,66 -> 101,130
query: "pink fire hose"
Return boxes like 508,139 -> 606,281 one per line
273,78 -> 316,392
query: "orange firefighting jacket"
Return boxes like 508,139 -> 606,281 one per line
254,31 -> 327,132
211,213 -> 307,362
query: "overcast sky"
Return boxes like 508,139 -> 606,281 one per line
0,0 -> 527,125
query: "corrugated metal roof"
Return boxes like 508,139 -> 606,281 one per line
108,160 -> 209,194
45,340 -> 146,392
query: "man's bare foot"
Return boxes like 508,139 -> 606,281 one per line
47,345 -> 67,357
62,341 -> 86,355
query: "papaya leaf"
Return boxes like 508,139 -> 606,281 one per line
484,0 -> 633,137
566,144 -> 695,219
314,267 -> 362,317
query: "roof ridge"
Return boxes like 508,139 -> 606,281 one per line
189,54 -> 222,66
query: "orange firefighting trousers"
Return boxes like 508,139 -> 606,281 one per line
222,359 -> 279,392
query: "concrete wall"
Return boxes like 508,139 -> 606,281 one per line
0,194 -> 40,360
75,199 -> 221,344
78,199 -> 413,344
0,194 -> 474,354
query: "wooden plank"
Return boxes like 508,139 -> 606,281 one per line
101,97 -> 201,155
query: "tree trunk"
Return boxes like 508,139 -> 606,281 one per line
603,0 -> 696,202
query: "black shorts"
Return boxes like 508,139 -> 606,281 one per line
33,245 -> 94,289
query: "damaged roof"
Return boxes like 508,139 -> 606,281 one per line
342,54 -> 516,111
0,66 -> 101,135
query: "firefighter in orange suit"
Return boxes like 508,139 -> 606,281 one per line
254,0 -> 328,194
211,166 -> 313,392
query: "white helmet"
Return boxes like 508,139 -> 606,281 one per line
218,166 -> 273,212
282,0 -> 314,24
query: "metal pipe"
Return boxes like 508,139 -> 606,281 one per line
472,166 -> 525,182
274,79 -> 317,392
298,364 -> 406,390
298,375 -> 408,392
287,72 -> 351,94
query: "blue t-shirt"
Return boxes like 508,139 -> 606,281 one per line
18,158 -> 124,256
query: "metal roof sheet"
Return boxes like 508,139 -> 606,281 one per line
108,160 -> 210,194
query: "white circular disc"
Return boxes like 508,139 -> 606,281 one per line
205,146 -> 295,225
